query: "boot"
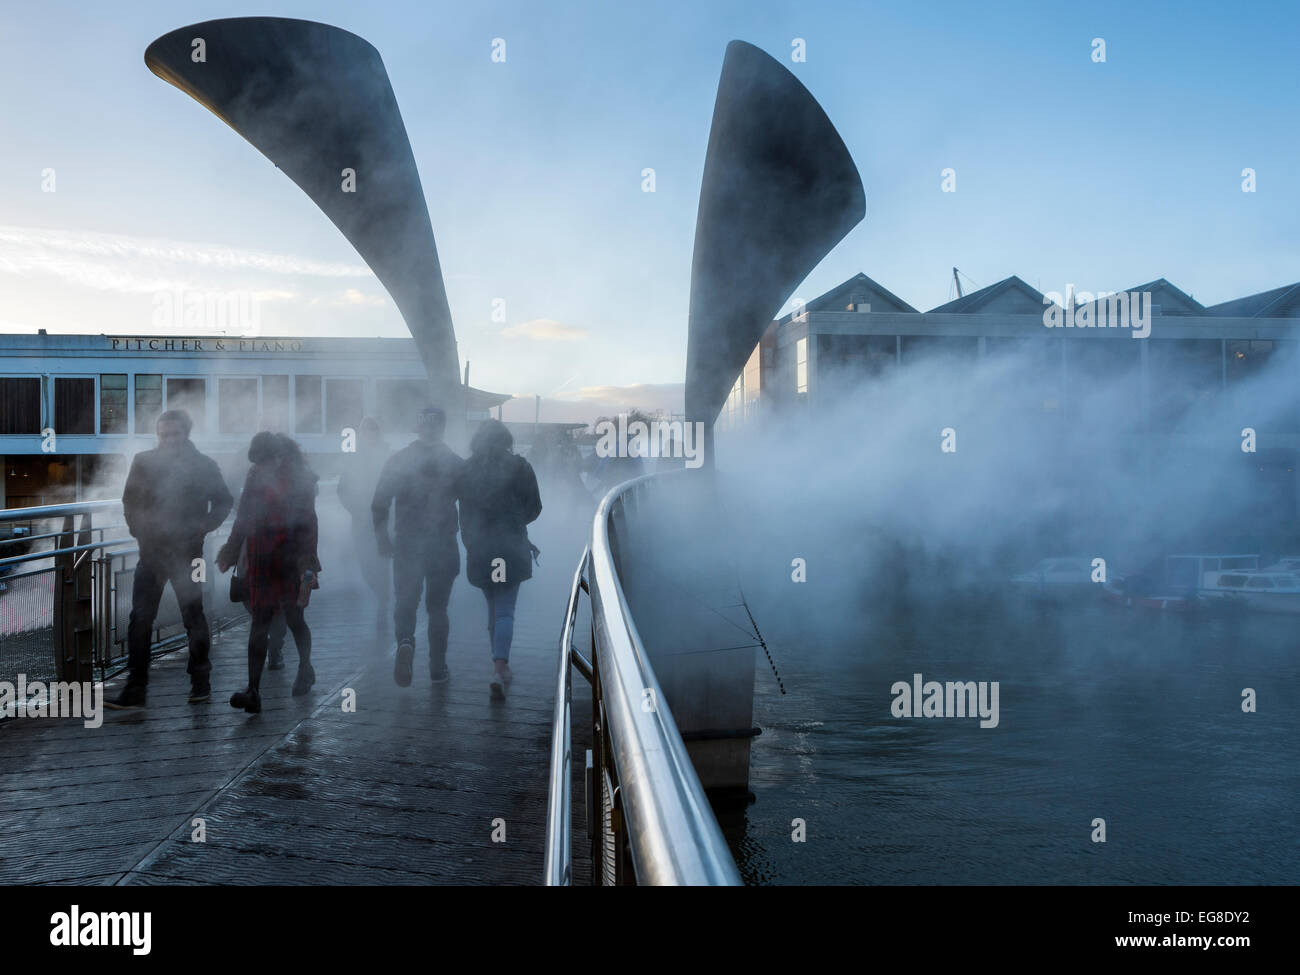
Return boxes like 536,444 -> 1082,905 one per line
229,687 -> 262,713
105,684 -> 147,711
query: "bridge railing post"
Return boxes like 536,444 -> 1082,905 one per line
52,512 -> 95,685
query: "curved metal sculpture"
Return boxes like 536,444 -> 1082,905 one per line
685,41 -> 866,425
144,18 -> 462,406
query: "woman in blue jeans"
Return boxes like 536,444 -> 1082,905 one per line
458,419 -> 542,699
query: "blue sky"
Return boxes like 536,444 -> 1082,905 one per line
1,0 -> 1297,421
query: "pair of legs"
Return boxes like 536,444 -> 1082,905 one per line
255,608 -> 301,668
246,598 -> 311,692
231,597 -> 312,713
125,551 -> 211,696
482,582 -> 521,665
392,542 -> 458,682
482,582 -> 521,698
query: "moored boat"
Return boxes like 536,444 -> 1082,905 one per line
1200,570 -> 1300,614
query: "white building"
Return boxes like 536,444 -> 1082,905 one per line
0,332 -> 509,506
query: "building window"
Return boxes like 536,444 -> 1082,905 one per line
135,375 -> 162,433
796,337 -> 809,394
294,376 -> 322,434
55,378 -> 95,435
166,378 -> 206,434
0,378 -> 41,435
325,379 -> 363,437
262,375 -> 289,433
1150,339 -> 1223,432
377,379 -> 428,433
723,374 -> 743,430
219,378 -> 259,435
100,374 -> 127,434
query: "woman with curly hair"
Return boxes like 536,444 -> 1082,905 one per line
218,432 -> 321,713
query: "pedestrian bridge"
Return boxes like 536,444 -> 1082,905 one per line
0,561 -> 590,885
0,473 -> 744,885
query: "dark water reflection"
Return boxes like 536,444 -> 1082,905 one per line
725,596 -> 1300,884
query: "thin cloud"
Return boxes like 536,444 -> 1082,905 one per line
0,225 -> 372,295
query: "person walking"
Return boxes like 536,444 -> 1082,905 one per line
217,432 -> 321,714
338,415 -> 392,650
107,409 -> 233,710
229,436 -> 319,672
458,419 -> 542,699
371,406 -> 463,686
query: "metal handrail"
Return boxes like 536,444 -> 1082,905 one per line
0,537 -> 138,568
1,495 -> 236,684
544,547 -> 588,886
544,470 -> 742,886
0,499 -> 120,523
0,524 -> 131,547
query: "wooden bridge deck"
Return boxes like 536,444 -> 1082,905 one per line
0,554 -> 593,886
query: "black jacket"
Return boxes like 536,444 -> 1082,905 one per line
371,439 -> 464,552
122,440 -> 233,560
458,449 -> 542,589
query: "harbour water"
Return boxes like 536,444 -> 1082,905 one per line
727,595 -> 1300,884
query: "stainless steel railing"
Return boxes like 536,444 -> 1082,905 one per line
544,471 -> 742,886
0,499 -> 238,690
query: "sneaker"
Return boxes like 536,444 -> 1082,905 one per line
229,687 -> 262,714
489,671 -> 506,700
291,663 -> 316,697
267,648 -> 286,671
394,639 -> 414,687
187,685 -> 210,704
105,686 -> 146,711
430,661 -> 450,684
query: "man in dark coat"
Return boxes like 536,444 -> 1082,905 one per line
107,409 -> 233,709
371,406 -> 464,686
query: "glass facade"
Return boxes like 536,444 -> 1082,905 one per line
325,379 -> 363,438
100,374 -> 127,434
134,374 -> 162,434
165,378 -> 206,434
294,375 -> 322,434
218,377 -> 259,435
261,375 -> 289,433
54,377 -> 95,435
0,378 -> 41,435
